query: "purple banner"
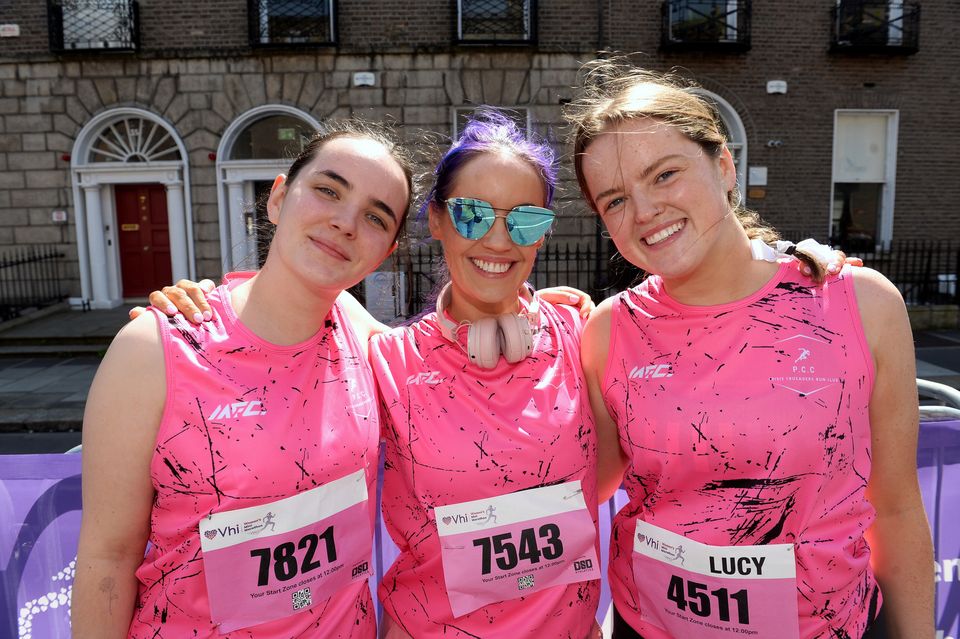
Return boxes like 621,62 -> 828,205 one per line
917,419 -> 960,639
0,454 -> 81,639
3,418 -> 958,639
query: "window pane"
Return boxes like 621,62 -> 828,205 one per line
253,0 -> 332,44
460,0 -> 530,40
831,182 -> 882,250
834,113 -> 888,182
229,115 -> 312,160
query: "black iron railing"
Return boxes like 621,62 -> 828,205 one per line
392,239 -> 959,318
851,240 -> 959,306
47,0 -> 139,53
661,0 -> 751,51
831,0 -> 920,54
457,0 -> 535,44
0,245 -> 67,322
248,0 -> 336,47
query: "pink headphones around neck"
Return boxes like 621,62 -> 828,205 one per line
435,282 -> 540,369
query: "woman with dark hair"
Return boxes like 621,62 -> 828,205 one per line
567,61 -> 932,639
72,121 -> 415,638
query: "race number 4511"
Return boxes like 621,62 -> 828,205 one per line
666,576 -> 750,624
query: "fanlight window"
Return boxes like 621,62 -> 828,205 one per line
88,117 -> 179,163
228,115 -> 312,160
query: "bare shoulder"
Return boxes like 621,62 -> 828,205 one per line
84,313 -> 166,448
336,290 -> 387,358
848,267 -> 909,350
849,266 -> 905,309
581,295 -> 617,377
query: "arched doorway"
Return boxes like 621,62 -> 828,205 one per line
693,89 -> 748,193
217,106 -> 320,271
70,108 -> 193,308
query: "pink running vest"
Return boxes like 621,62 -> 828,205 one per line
370,300 -> 600,638
130,276 -> 379,638
604,264 -> 880,638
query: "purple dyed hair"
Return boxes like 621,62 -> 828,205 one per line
420,108 -> 557,218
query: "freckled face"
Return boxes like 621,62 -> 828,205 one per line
580,117 -> 737,285
429,152 -> 547,322
266,136 -> 408,294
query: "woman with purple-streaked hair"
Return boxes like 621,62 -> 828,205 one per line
370,110 -> 603,637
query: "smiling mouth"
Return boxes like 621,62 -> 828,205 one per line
471,258 -> 511,274
644,221 -> 685,246
311,237 -> 349,261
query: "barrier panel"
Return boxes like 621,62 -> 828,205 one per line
0,455 -> 80,639
2,418 -> 957,637
917,418 -> 960,638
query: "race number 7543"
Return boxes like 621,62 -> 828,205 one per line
471,523 -> 563,575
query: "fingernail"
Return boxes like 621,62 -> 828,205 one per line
568,294 -> 579,303
202,311 -> 212,321
828,264 -> 838,273
165,305 -> 177,315
193,312 -> 203,323
802,266 -> 811,275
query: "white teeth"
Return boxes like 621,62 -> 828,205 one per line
472,259 -> 511,274
645,221 -> 684,245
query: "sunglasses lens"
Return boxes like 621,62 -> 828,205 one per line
507,206 -> 555,246
447,198 -> 494,241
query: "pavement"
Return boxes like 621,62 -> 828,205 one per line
0,306 -> 958,454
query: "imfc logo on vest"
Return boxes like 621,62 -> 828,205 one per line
207,401 -> 267,420
406,371 -> 442,385
629,364 -> 674,379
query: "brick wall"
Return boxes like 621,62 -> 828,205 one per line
0,0 -> 956,301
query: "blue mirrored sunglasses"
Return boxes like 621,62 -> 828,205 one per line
444,197 -> 555,246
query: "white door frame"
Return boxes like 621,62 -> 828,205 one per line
70,107 -> 193,308
829,109 -> 899,246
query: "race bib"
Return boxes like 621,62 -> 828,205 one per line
199,469 -> 373,633
435,481 -> 600,618
632,520 -> 799,639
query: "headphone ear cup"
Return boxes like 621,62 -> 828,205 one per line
467,317 -> 502,369
497,313 -> 534,364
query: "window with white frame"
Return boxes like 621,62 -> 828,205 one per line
831,110 -> 899,249
457,0 -> 533,43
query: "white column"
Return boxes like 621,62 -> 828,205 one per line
82,181 -> 111,308
226,179 -> 247,270
165,180 -> 189,281
73,180 -> 93,305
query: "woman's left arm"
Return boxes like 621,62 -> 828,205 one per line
855,267 -> 934,638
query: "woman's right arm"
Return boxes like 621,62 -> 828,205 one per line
71,314 -> 166,638
581,298 -> 628,503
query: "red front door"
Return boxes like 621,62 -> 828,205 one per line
115,184 -> 172,297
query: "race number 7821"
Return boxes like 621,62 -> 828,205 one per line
249,525 -> 337,587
